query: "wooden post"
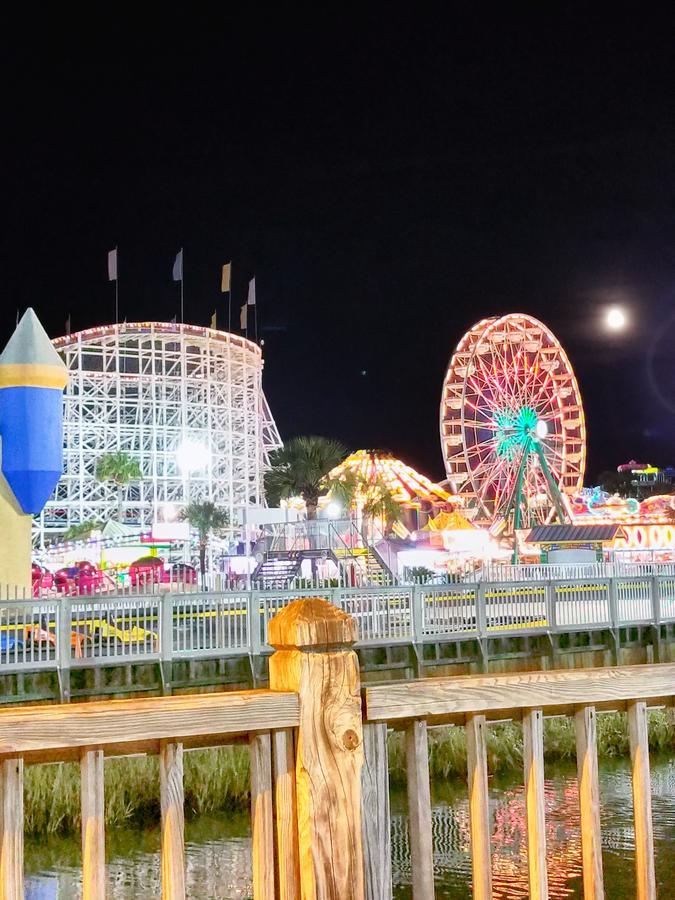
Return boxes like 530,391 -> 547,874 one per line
272,728 -> 300,900
405,720 -> 434,900
81,749 -> 106,900
627,701 -> 656,900
466,714 -> 491,900
250,732 -> 275,900
362,722 -> 392,900
0,757 -> 23,900
160,740 -> 185,900
268,597 -> 365,900
574,706 -> 604,899
523,709 -> 548,900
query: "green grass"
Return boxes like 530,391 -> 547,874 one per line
24,746 -> 251,836
23,709 -> 675,836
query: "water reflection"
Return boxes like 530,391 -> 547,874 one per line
26,814 -> 253,900
391,759 -> 675,899
24,760 -> 675,899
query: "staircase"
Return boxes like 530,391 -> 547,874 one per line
252,552 -> 302,588
364,548 -> 389,585
336,546 -> 391,586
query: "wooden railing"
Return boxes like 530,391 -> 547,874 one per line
0,688 -> 300,899
0,597 -> 673,899
363,663 -> 675,900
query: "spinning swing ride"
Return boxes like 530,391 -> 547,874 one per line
440,314 -> 586,531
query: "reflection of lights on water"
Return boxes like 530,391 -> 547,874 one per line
390,774 -> 586,895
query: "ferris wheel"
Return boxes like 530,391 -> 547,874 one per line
440,314 -> 586,528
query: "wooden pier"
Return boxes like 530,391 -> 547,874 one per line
0,597 -> 673,898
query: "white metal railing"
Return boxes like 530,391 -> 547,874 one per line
475,561 -> 675,582
421,584 -> 478,636
2,575 -> 674,684
70,595 -> 162,664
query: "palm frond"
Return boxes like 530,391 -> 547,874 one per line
95,452 -> 142,486
264,436 -> 348,510
180,501 -> 229,540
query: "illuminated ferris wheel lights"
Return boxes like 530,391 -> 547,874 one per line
440,313 -> 586,527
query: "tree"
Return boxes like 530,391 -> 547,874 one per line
325,468 -> 360,513
264,436 -> 347,519
361,478 -> 401,537
96,452 -> 143,520
180,501 -> 229,586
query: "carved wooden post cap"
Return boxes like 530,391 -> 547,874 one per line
268,597 -> 357,649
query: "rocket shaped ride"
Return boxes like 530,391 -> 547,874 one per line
0,308 -> 68,514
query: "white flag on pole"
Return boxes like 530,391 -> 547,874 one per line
247,277 -> 256,306
221,262 -> 231,293
108,248 -> 118,282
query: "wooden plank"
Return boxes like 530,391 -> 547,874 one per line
81,749 -> 106,900
0,757 -> 23,900
160,740 -> 185,900
269,597 -> 365,899
575,706 -> 604,899
627,701 -> 656,900
361,722 -> 392,900
405,720 -> 434,900
466,714 -> 491,900
365,662 -> 675,721
523,709 -> 548,900
250,732 -> 275,900
0,689 -> 299,757
272,728 -> 299,900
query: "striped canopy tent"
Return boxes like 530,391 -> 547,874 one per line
328,449 -> 456,530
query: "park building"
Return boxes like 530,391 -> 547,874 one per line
36,322 -> 282,545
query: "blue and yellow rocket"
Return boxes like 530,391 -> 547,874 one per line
0,308 -> 68,514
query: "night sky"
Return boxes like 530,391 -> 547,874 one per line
3,11 -> 675,483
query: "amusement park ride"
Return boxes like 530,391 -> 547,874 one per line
440,313 -> 586,534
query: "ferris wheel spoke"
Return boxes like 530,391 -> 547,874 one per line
464,437 -> 500,459
471,359 -> 510,410
476,456 -> 515,499
461,421 -> 500,434
470,452 -> 512,488
542,442 -> 569,467
466,382 -> 503,415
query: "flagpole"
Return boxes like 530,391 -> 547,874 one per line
228,261 -> 232,334
181,247 -> 184,324
115,245 -> 119,324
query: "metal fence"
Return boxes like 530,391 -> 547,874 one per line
2,575 -> 674,681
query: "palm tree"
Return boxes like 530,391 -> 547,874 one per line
96,452 -> 143,521
326,469 -> 360,513
264,436 -> 347,519
361,478 -> 401,538
180,501 -> 229,587
63,520 -> 102,542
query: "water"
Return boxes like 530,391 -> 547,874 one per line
25,759 -> 675,898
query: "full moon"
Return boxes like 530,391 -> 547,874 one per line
606,307 -> 627,330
